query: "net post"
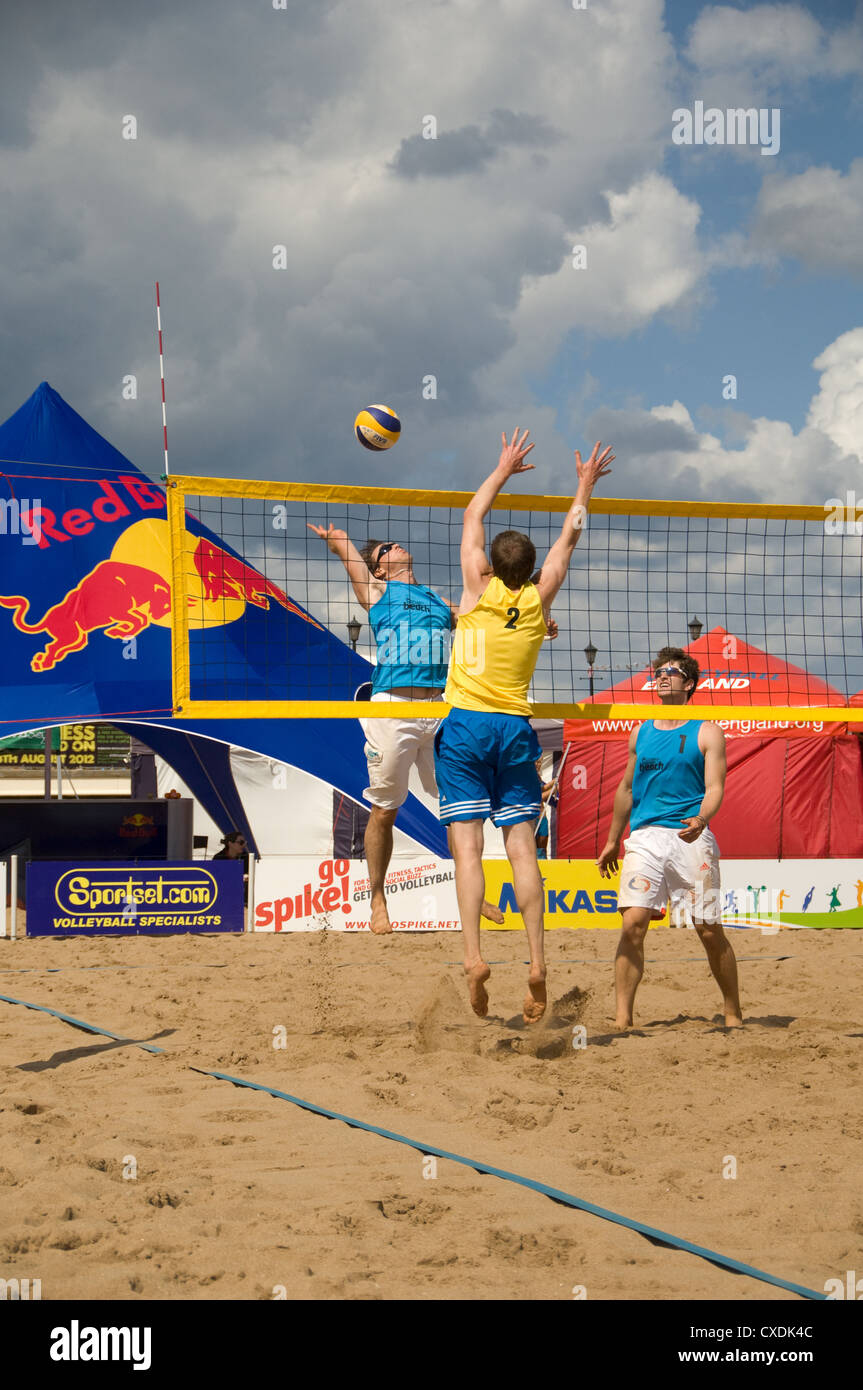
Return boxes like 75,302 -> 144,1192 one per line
10,855 -> 17,941
167,480 -> 192,715
247,855 -> 256,934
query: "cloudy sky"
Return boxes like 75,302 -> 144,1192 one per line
2,0 -> 862,511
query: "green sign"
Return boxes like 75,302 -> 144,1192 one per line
0,724 -> 130,769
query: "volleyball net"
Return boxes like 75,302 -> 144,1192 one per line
166,476 -> 863,724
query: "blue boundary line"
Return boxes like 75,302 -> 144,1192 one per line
192,1066 -> 824,1301
0,964 -> 232,975
0,991 -> 825,1300
0,992 -> 166,1054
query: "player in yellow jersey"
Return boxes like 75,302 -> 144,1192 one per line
436,428 -> 614,1022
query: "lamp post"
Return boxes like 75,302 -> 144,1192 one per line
584,641 -> 598,700
688,615 -> 703,643
347,615 -> 362,652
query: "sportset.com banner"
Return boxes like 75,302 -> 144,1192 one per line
26,861 -> 244,935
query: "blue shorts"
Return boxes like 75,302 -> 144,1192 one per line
434,707 -> 542,826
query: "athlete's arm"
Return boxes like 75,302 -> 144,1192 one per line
596,726 -> 638,876
458,429 -> 535,611
306,523 -> 384,612
679,723 -> 726,841
536,442 -> 614,609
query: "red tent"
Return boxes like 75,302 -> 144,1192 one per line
559,628 -> 863,859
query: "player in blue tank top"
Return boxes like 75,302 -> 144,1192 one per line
597,646 -> 743,1030
308,524 -> 505,935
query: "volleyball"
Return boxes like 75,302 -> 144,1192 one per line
354,404 -> 401,452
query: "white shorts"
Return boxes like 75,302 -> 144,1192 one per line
359,691 -> 444,811
618,825 -> 722,926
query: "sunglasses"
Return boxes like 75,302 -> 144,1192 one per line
374,542 -> 398,564
655,666 -> 685,678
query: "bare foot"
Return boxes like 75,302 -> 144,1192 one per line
480,899 -> 504,924
465,961 -> 491,1017
724,1013 -> 744,1028
369,897 -> 393,935
523,968 -> 547,1024
613,1017 -> 634,1032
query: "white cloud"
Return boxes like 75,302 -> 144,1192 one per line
751,160 -> 863,275
807,328 -> 863,462
582,327 -> 863,503
686,3 -> 863,81
687,4 -> 825,75
480,174 -> 706,399
0,0 -> 695,488
0,0 -> 857,518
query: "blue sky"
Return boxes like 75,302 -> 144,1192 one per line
574,0 -> 863,441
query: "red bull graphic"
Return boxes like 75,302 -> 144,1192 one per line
193,539 -> 323,627
120,813 -> 156,839
0,519 -> 323,672
0,563 -> 171,672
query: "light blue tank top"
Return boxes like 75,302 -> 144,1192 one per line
368,581 -> 452,693
630,720 -> 705,832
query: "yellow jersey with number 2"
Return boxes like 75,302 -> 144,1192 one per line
445,576 -> 547,717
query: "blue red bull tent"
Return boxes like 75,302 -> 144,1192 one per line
0,383 -> 447,857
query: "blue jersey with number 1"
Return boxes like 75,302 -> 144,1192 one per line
629,720 -> 705,831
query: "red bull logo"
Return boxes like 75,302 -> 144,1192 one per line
0,563 -> 171,672
120,813 -> 156,838
0,517 -> 323,672
193,539 -> 323,628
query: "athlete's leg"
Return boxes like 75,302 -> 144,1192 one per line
614,906 -> 654,1029
449,817 -> 491,1015
360,707 -> 412,935
672,831 -> 741,1024
694,921 -> 743,1026
502,820 -> 547,1023
443,826 -> 504,924
420,729 -> 503,925
364,806 -> 399,935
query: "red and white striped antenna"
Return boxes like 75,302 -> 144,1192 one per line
155,281 -> 170,477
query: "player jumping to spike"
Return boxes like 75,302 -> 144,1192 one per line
307,526 -> 505,935
436,429 -> 613,1022
596,648 -> 743,1029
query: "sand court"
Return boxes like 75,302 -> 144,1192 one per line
0,926 -> 860,1302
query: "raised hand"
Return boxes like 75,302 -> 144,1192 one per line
306,522 -> 347,551
575,441 -> 614,489
498,427 -> 536,477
